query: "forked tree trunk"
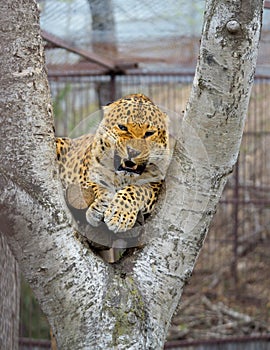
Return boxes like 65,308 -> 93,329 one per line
0,0 -> 264,349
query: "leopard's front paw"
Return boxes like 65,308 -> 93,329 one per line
86,200 -> 107,227
104,199 -> 139,233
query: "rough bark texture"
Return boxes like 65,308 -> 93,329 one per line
0,234 -> 20,350
0,0 -> 264,349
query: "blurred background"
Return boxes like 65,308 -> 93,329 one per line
19,1 -> 270,349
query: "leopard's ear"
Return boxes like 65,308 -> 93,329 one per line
102,99 -> 115,111
55,137 -> 72,161
102,102 -> 115,119
104,100 -> 113,107
102,104 -> 111,111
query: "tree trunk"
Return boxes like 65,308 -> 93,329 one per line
88,0 -> 120,104
0,234 -> 20,350
0,0 -> 264,349
88,0 -> 117,54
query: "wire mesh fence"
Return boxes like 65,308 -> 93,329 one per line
51,73 -> 193,135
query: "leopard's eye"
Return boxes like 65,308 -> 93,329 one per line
118,124 -> 128,131
144,130 -> 156,138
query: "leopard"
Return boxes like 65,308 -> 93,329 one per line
56,93 -> 172,233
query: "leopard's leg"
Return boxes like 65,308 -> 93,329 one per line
104,182 -> 163,233
85,182 -> 114,227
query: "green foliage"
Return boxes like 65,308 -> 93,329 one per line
19,276 -> 50,339
53,83 -> 72,121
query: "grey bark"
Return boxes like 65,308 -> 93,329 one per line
0,0 -> 264,349
0,234 -> 20,350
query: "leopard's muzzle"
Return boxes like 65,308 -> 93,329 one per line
114,153 -> 147,175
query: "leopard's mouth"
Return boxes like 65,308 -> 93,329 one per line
114,154 -> 147,175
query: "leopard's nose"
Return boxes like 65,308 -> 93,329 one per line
124,160 -> 137,169
127,146 -> 141,159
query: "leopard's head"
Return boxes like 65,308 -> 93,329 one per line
92,94 -> 171,182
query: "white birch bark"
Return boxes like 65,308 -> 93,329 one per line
0,0 -> 264,349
